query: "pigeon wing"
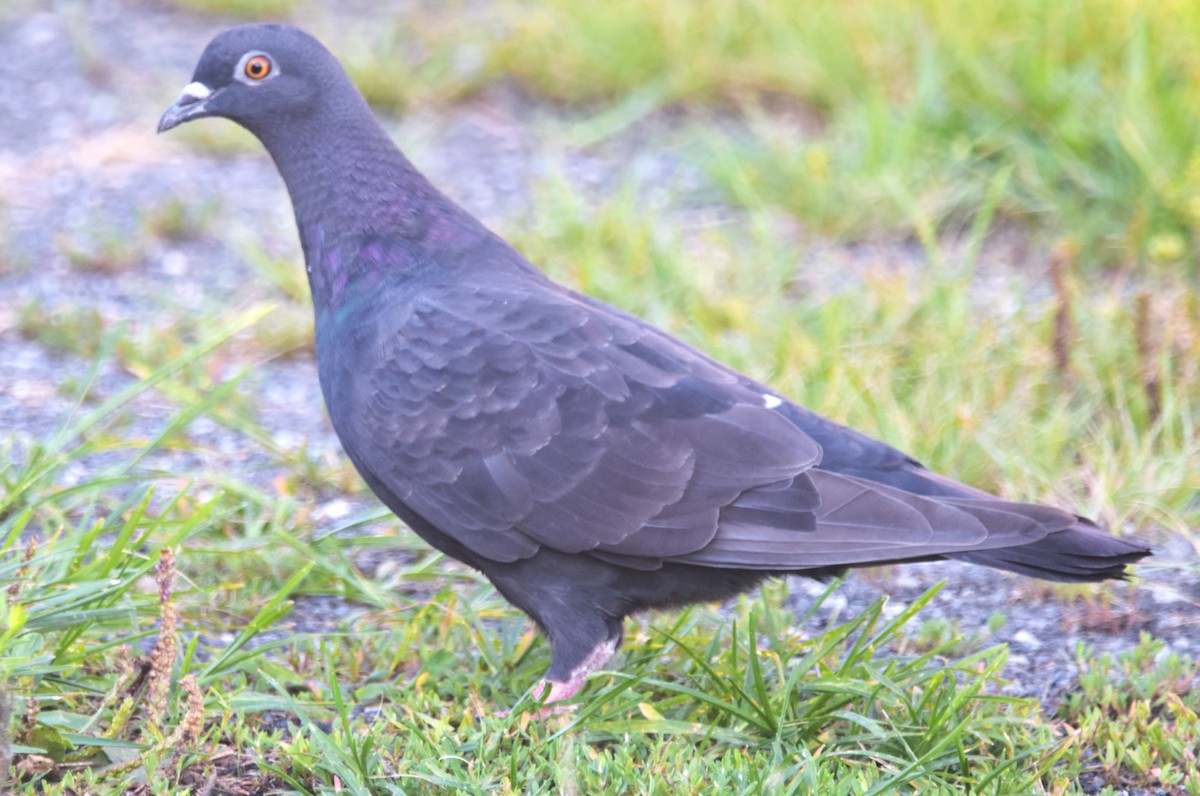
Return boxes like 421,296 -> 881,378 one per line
339,275 -> 1084,571
340,276 -> 820,564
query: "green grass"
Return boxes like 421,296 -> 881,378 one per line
481,0 -> 1200,270
285,0 -> 1200,270
167,0 -> 1200,265
16,304 -> 109,360
0,480 -> 1087,796
3,178 -> 1194,792
1059,635 -> 1200,792
164,0 -> 302,19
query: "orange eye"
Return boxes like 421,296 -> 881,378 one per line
244,55 -> 271,80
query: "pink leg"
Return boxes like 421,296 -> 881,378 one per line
530,636 -> 618,716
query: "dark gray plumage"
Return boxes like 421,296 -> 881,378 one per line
160,24 -> 1150,707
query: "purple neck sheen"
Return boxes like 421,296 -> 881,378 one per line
252,78 -> 489,308
243,55 -> 536,310
301,222 -> 426,308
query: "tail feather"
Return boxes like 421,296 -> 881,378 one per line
947,518 -> 1150,582
887,467 -> 1151,582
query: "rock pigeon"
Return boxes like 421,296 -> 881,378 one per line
160,24 -> 1150,708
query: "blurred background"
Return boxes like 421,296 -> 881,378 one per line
1,1 -> 1197,793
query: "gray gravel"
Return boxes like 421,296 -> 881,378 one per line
1,5 -> 1196,790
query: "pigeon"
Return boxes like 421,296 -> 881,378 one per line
159,24 -> 1151,709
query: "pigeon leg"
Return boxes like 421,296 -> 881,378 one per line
531,635 -> 619,716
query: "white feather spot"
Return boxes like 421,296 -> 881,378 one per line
762,393 -> 783,409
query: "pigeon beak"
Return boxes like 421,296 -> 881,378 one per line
157,82 -> 216,133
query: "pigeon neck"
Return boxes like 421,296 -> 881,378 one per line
253,95 -> 492,307
261,111 -> 457,240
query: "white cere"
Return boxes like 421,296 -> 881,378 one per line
181,81 -> 212,100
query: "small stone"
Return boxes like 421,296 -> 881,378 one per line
1012,630 -> 1042,650
315,498 -> 351,521
162,249 -> 187,275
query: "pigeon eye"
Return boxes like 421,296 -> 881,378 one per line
244,55 -> 272,80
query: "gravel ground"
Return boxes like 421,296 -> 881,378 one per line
2,3 -> 1197,789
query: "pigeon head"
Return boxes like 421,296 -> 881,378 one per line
157,24 -> 361,143
159,25 -> 511,306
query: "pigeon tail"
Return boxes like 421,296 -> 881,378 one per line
947,518 -> 1150,582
